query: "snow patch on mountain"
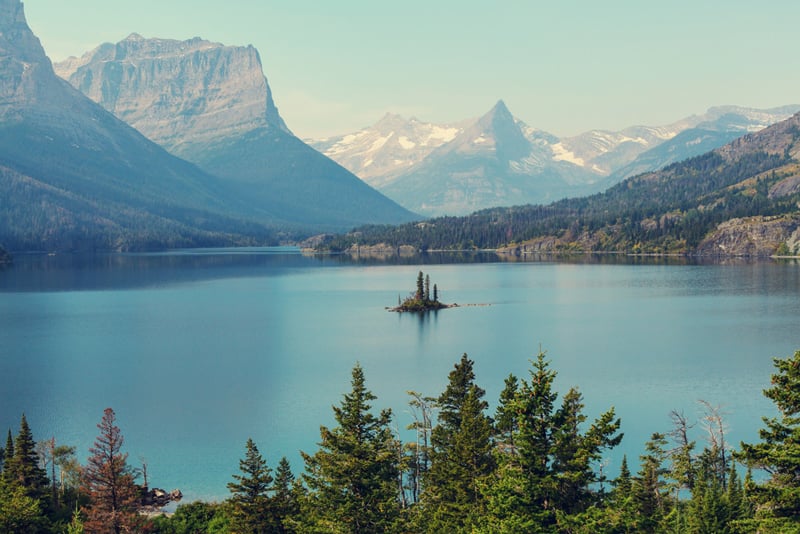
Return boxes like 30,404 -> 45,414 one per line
550,143 -> 585,166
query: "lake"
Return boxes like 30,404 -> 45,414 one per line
1,249 -> 798,503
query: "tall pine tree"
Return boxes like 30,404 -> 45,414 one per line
227,438 -> 275,533
300,363 -> 400,533
483,351 -> 622,531
81,408 -> 140,534
8,414 -> 49,504
422,353 -> 494,533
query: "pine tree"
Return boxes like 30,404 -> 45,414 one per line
300,363 -> 399,533
487,351 -> 621,530
227,438 -> 275,533
416,271 -> 424,301
494,374 -> 519,454
273,457 -> 299,533
9,414 -> 49,503
634,433 -> 670,533
81,408 -> 140,534
423,354 -> 494,532
737,349 -> 800,531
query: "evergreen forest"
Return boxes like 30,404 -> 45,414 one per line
3,349 -> 800,533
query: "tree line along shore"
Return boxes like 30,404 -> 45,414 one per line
2,348 -> 800,533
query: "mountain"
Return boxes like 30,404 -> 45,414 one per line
318,112 -> 800,256
375,101 -> 599,216
55,35 -> 416,231
0,0 -> 272,252
308,113 -> 466,188
313,104 -> 798,217
602,105 -> 800,183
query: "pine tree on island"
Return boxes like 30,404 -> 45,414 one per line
393,271 -> 451,312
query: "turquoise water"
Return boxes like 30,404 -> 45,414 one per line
1,250 -> 798,502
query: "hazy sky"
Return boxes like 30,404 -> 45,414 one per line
23,0 -> 800,139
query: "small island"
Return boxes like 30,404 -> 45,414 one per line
390,271 -> 454,312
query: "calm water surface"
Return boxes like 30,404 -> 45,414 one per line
1,249 -> 798,502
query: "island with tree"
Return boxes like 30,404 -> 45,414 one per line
390,271 -> 454,312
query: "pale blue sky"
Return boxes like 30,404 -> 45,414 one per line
23,0 -> 800,138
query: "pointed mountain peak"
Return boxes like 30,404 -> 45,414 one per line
475,99 -> 511,121
490,99 -> 511,115
124,32 -> 145,41
373,112 -> 410,132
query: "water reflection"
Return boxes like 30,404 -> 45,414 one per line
1,247 -> 795,293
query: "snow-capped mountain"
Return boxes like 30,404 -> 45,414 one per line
378,101 -> 599,216
312,102 -> 799,216
309,113 -> 465,188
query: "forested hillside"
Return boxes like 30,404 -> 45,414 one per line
4,349 -> 800,532
319,113 -> 800,256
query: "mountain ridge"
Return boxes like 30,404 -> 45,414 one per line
55,34 -> 417,232
0,0 -> 280,251
311,102 -> 799,216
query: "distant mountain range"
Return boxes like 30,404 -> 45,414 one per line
319,111 -> 800,257
311,102 -> 799,216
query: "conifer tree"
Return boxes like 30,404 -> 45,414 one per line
9,414 -> 49,503
423,354 -> 494,532
300,363 -> 399,533
484,351 -> 622,530
273,457 -> 299,533
737,349 -> 800,531
634,433 -> 670,533
81,408 -> 140,534
227,438 -> 275,533
416,271 -> 424,301
494,374 -> 519,454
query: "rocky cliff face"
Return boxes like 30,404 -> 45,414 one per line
697,215 -> 800,257
0,0 -> 283,251
0,0 -> 67,114
55,34 -> 416,230
55,34 -> 289,154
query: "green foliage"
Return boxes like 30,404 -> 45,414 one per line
737,350 -> 800,530
66,507 -> 85,534
483,351 -> 623,530
299,364 -> 400,533
227,438 -> 276,533
0,477 -> 45,533
395,270 -> 448,312
148,501 -> 231,534
6,414 -> 50,504
422,354 -> 494,532
494,373 -> 519,452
